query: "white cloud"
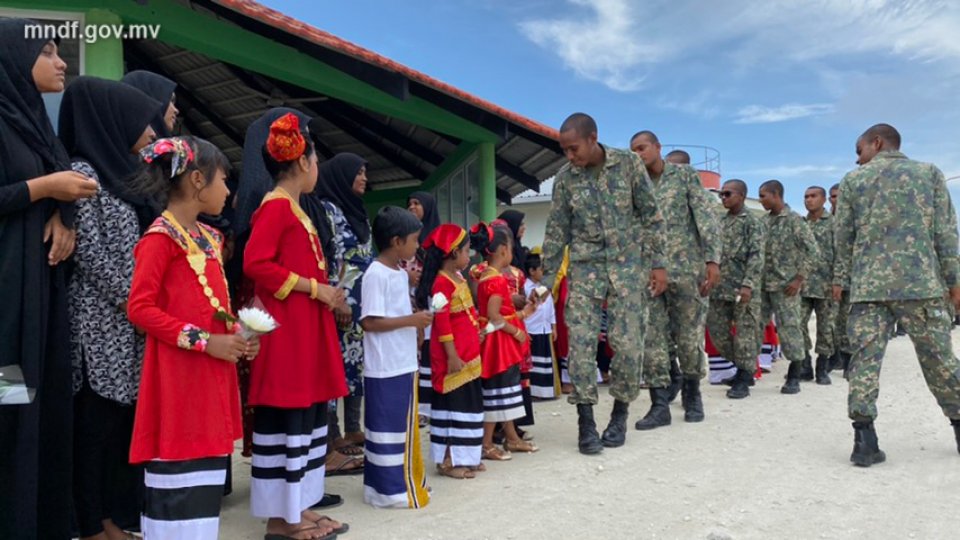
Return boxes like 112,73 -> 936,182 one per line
734,103 -> 835,124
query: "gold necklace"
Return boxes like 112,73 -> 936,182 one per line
161,210 -> 233,324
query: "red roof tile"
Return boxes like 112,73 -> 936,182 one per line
212,0 -> 559,141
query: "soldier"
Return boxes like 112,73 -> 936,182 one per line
630,131 -> 721,426
665,149 -> 691,165
706,179 -> 765,399
541,113 -> 668,455
833,123 -> 960,466
800,186 -> 836,385
758,180 -> 820,394
829,182 -> 851,373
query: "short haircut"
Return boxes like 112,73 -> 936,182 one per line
830,183 -> 840,192
630,130 -> 660,145
805,185 -> 826,197
860,123 -> 901,149
665,149 -> 690,164
524,253 -> 542,277
371,206 -> 422,252
759,179 -> 784,198
722,178 -> 748,196
560,113 -> 597,139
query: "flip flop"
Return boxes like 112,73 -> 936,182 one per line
313,516 -> 350,535
264,524 -> 338,540
325,454 -> 364,477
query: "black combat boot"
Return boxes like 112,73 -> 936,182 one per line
827,351 -> 841,372
576,404 -> 604,455
951,419 -> 960,455
681,377 -> 704,422
726,368 -> 753,399
781,361 -> 802,394
840,351 -> 853,380
815,354 -> 832,385
601,400 -> 630,447
799,352 -> 814,381
634,388 -> 672,430
666,359 -> 683,403
850,421 -> 886,467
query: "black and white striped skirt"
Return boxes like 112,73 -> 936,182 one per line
251,402 -> 328,523
418,338 -> 432,418
142,456 -> 228,539
481,364 -> 525,423
529,333 -> 560,399
429,377 -> 484,467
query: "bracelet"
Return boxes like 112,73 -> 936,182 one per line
309,278 -> 318,300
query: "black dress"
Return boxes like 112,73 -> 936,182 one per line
0,18 -> 76,540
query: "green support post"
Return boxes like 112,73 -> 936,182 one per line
478,142 -> 496,222
83,9 -> 124,80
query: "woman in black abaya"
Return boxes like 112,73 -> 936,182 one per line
0,18 -> 98,540
120,69 -> 178,138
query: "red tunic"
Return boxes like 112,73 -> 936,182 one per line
429,271 -> 482,393
128,218 -> 242,463
243,191 -> 348,408
553,276 -> 570,359
503,266 -> 532,367
476,267 -> 525,378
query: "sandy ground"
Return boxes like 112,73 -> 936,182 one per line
219,327 -> 960,540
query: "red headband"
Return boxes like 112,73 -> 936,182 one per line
470,222 -> 495,254
266,112 -> 306,162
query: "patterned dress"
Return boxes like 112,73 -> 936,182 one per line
322,200 -> 373,396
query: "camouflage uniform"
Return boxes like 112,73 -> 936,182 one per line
542,146 -> 666,405
833,150 -> 960,421
800,213 -> 837,357
644,162 -> 721,381
760,205 -> 820,362
706,208 -> 765,373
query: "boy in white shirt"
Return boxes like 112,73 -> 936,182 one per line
523,254 -> 560,399
360,206 -> 432,509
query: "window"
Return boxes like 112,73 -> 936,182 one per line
432,153 -> 478,229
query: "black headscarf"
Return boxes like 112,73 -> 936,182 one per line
58,76 -> 161,231
0,18 -> 71,178
498,209 -> 528,268
408,191 -> 439,244
313,152 -> 370,245
120,70 -> 176,138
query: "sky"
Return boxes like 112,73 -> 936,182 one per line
262,0 -> 960,214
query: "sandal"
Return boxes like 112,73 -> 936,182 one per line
312,515 -> 349,535
325,452 -> 364,476
469,462 -> 487,473
503,439 -> 539,453
481,445 -> 512,461
437,463 -> 476,479
264,525 -> 336,540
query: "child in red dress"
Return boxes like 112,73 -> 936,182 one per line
469,223 -> 538,461
127,136 -> 252,539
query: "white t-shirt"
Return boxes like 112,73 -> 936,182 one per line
360,260 -> 418,378
523,280 -> 556,335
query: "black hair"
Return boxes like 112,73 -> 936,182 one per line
722,179 -> 748,196
759,179 -> 784,198
261,128 -> 317,183
805,185 -> 827,197
665,149 -> 690,164
414,232 -> 469,311
524,253 -> 543,277
830,183 -> 840,192
371,205 -> 422,253
559,112 -> 597,139
469,222 -> 512,258
860,123 -> 901,150
630,130 -> 660,145
131,135 -> 231,204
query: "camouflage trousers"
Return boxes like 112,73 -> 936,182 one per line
835,290 -> 852,354
706,297 -> 762,373
801,297 -> 837,357
760,290 -> 805,362
847,298 -> 960,421
566,285 -> 648,405
644,276 -> 707,382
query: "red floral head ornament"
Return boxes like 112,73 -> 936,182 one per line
266,112 -> 306,162
423,224 -> 467,256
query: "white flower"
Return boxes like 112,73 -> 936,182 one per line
535,285 -> 548,298
430,293 -> 449,312
237,307 -> 278,339
484,322 -> 496,335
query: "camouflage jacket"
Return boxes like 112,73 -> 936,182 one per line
762,204 -> 820,292
711,208 -> 765,302
801,212 -> 834,299
542,145 -> 666,299
649,162 -> 722,279
833,151 -> 959,302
